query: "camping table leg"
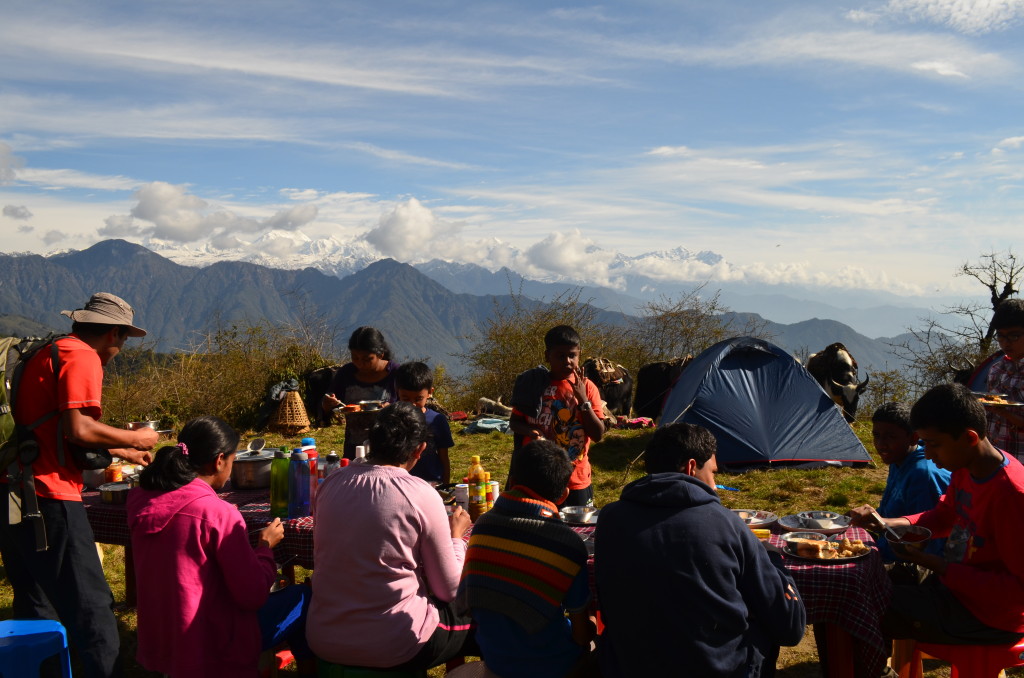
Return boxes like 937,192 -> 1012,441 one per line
823,622 -> 855,678
124,544 -> 137,607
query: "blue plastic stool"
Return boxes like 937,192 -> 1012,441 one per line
0,619 -> 73,678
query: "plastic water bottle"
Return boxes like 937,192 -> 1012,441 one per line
288,450 -> 311,519
321,451 -> 341,479
301,437 -> 318,503
353,445 -> 368,465
270,449 -> 290,519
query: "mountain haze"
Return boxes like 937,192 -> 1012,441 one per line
0,240 -> 912,375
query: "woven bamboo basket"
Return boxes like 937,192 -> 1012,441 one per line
269,390 -> 310,435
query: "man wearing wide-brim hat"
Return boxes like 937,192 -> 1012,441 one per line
0,292 -> 157,678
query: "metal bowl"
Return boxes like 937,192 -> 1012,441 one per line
886,525 -> 932,551
797,510 -> 849,531
127,420 -> 158,431
560,506 -> 599,525
731,509 -> 779,528
358,400 -> 383,412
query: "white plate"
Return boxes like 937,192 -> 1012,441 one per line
778,513 -> 850,536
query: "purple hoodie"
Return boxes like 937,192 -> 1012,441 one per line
127,478 -> 276,678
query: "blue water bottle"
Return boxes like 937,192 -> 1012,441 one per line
288,450 -> 311,519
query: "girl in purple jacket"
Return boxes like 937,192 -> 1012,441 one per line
127,416 -> 312,677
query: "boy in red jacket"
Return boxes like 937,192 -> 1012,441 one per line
851,383 -> 1024,644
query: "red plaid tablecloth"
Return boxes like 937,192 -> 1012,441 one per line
769,526 -> 892,676
83,487 -> 273,547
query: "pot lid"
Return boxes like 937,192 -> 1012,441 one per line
99,482 -> 130,491
234,450 -> 275,463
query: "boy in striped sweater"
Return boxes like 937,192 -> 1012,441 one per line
461,440 -> 595,678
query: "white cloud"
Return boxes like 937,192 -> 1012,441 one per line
281,188 -> 320,201
3,204 -> 32,220
98,214 -> 140,237
363,198 -> 464,260
262,204 -> 318,231
997,136 -> 1024,150
17,225 -> 33,234
41,229 -> 65,245
0,143 -> 25,183
886,0 -> 1024,35
517,230 -> 619,284
16,167 -> 140,191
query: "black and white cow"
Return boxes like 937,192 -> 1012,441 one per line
805,343 -> 869,423
582,357 -> 633,418
633,355 -> 693,421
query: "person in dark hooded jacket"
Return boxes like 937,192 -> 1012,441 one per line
594,423 -> 805,678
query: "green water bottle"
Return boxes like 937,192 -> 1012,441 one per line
270,448 -> 290,519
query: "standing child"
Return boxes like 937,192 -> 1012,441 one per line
509,325 -> 604,507
397,361 -> 453,485
985,298 -> 1024,462
462,439 -> 595,678
127,416 -> 313,678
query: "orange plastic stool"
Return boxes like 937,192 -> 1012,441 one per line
904,637 -> 1024,678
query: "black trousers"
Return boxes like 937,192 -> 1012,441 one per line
0,496 -> 122,678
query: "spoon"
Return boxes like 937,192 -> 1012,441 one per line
869,507 -> 903,542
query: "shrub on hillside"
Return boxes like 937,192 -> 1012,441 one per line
103,322 -> 335,431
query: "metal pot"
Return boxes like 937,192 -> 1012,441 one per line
98,482 -> 131,504
82,468 -> 106,489
230,450 -> 274,489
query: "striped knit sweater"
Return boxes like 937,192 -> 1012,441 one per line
462,486 -> 589,634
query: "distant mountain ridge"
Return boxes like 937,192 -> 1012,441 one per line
0,239 -> 912,375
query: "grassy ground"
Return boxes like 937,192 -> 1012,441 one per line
2,417 -> 1015,676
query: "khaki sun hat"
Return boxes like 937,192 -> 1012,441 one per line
61,292 -> 147,337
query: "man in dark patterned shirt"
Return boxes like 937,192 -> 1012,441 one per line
986,299 -> 1024,462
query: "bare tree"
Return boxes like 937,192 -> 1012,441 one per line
623,283 -> 772,373
892,250 -> 1022,389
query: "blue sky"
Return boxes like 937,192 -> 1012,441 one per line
1,0 -> 1023,297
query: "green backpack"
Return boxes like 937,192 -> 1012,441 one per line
1,334 -> 66,550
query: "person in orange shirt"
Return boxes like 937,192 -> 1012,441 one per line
0,293 -> 157,678
509,325 -> 604,507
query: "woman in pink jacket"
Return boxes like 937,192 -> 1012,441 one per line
127,416 -> 311,677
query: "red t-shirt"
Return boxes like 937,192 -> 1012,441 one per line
515,376 -> 602,490
14,335 -> 104,501
908,452 -> 1024,632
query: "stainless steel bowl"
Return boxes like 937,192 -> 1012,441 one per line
797,510 -> 849,530
560,506 -> 599,524
127,420 -> 158,431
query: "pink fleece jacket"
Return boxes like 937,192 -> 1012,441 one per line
127,478 -> 276,678
307,463 -> 467,666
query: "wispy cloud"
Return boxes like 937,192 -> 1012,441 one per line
885,0 -> 1024,35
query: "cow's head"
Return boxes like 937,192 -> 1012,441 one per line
830,374 -> 870,422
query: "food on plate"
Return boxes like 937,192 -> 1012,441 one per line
979,394 -> 1015,406
791,536 -> 870,560
836,537 -> 870,557
794,538 -> 838,559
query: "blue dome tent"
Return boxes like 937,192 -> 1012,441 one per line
659,336 -> 870,468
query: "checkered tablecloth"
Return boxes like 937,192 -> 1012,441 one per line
83,486 -> 274,547
769,526 -> 892,676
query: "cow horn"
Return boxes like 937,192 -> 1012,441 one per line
858,374 -> 870,391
